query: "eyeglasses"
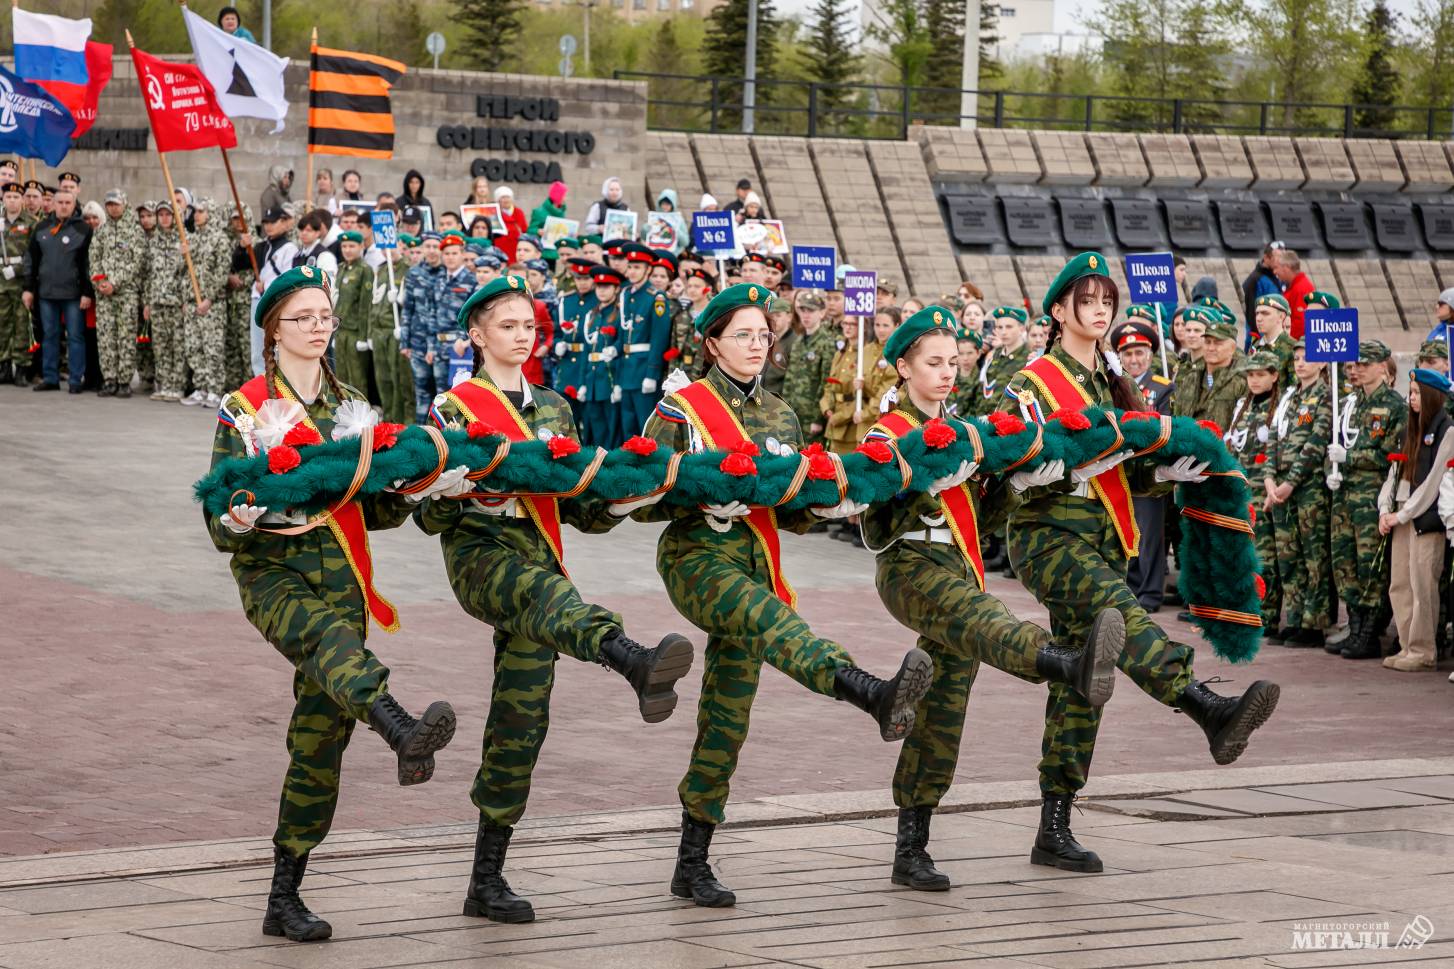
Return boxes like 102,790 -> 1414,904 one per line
280,314 -> 341,332
718,330 -> 775,348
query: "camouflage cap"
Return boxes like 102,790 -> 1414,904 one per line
1419,340 -> 1450,360
1238,350 -> 1282,373
1203,319 -> 1238,342
1358,340 -> 1391,363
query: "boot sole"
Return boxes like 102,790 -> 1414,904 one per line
1030,845 -> 1104,873
1208,680 -> 1280,766
881,648 -> 934,742
262,919 -> 333,942
890,871 -> 951,891
640,634 -> 695,724
1081,609 -> 1124,708
462,897 -> 535,923
398,701 -> 457,787
670,883 -> 736,907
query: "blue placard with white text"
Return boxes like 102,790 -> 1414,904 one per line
1304,308 -> 1359,362
1123,252 -> 1177,303
691,210 -> 736,254
370,209 -> 398,250
790,245 -> 835,289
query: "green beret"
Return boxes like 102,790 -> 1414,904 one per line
1203,319 -> 1237,342
956,326 -> 984,348
555,236 -> 580,249
582,233 -> 603,247
1181,305 -> 1220,326
991,305 -> 1028,325
1358,340 -> 1391,363
398,233 -> 419,248
1125,303 -> 1157,324
337,230 -> 363,245
1034,314 -> 1052,327
1238,350 -> 1282,373
1042,252 -> 1109,315
255,265 -> 331,328
1419,340 -> 1450,360
456,274 -> 532,329
1255,293 -> 1290,314
1305,290 -> 1340,309
883,306 -> 959,365
694,282 -> 783,336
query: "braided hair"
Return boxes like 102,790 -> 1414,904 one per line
260,300 -> 348,403
1046,274 -> 1148,414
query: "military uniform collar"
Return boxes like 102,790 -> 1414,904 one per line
472,367 -> 536,411
1048,342 -> 1109,389
706,364 -> 764,406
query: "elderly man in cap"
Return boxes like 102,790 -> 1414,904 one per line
90,188 -> 147,397
0,179 -> 33,386
1111,313 -> 1175,610
1172,307 -> 1246,433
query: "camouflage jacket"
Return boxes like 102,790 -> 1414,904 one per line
145,223 -> 188,307
92,206 -> 147,298
861,400 -> 970,552
760,326 -> 797,398
946,369 -> 979,418
782,324 -> 837,432
670,300 -> 706,375
188,218 -> 233,304
1254,331 -> 1297,390
368,257 -> 407,342
820,338 -> 897,449
1268,379 -> 1332,489
1339,382 -> 1405,475
403,260 -> 443,354
0,211 -> 34,291
980,341 -> 1030,408
1172,354 -> 1247,433
1223,391 -> 1275,475
335,259 -> 373,337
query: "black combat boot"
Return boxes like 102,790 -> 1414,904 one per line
1033,608 -> 1123,708
462,821 -> 534,923
115,381 -> 131,399
598,631 -> 694,723
0,361 -> 11,384
96,380 -> 115,397
1326,609 -> 1359,654
1284,627 -> 1324,648
832,649 -> 934,742
892,806 -> 950,891
670,812 -> 735,907
1175,679 -> 1280,765
1030,794 -> 1102,872
1341,608 -> 1382,660
366,694 -> 456,786
261,847 -> 333,942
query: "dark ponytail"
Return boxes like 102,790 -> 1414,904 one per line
1047,274 -> 1149,413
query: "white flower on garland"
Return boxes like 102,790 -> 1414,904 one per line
252,399 -> 306,452
331,400 -> 380,441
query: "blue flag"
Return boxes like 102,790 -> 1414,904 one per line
0,64 -> 76,168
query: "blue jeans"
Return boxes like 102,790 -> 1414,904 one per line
39,298 -> 84,389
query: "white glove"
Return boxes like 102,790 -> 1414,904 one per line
355,339 -> 369,352
814,498 -> 869,519
555,341 -> 568,357
601,345 -> 619,363
703,500 -> 751,533
1071,449 -> 1134,485
929,460 -> 978,497
1326,470 -> 1343,492
392,324 -> 402,341
1447,529 -> 1454,548
609,491 -> 665,516
1327,443 -> 1348,464
221,503 -> 267,534
1009,459 -> 1065,494
610,384 -> 623,404
399,465 -> 473,503
473,495 -> 517,516
577,386 -> 588,403
1153,456 -> 1210,484
394,287 -> 406,306
641,378 -> 657,395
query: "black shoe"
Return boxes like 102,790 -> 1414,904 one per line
1262,624 -> 1285,645
1175,679 -> 1280,766
1164,589 -> 1185,606
833,649 -> 934,742
1176,610 -> 1195,623
1284,628 -> 1324,648
66,384 -> 81,394
33,381 -> 59,392
670,812 -> 735,907
1034,608 -> 1123,708
1341,608 -> 1382,660
115,382 -> 131,399
1276,626 -> 1300,641
1030,794 -> 1102,872
13,368 -> 28,387
891,806 -> 950,891
97,381 -> 115,397
599,631 -> 694,723
848,531 -> 865,549
0,361 -> 10,384
261,847 -> 333,942
982,550 -> 1007,571
1001,563 -> 1016,578
366,694 -> 456,786
462,821 -> 534,923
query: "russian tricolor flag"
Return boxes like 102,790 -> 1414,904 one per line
12,8 -> 91,127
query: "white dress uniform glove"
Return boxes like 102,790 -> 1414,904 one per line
577,386 -> 588,403
814,498 -> 869,520
929,460 -> 978,497
555,341 -> 568,357
1153,455 -> 1210,484
1326,470 -> 1343,492
392,324 -> 402,341
609,491 -> 665,516
702,500 -> 752,533
355,339 -> 370,352
641,378 -> 657,395
1009,459 -> 1066,494
221,503 -> 267,534
601,345 -> 619,363
1326,443 -> 1348,464
1071,449 -> 1134,485
398,465 -> 473,503
610,384 -> 623,404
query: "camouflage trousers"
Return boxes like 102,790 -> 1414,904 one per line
94,293 -> 138,385
877,541 -> 1047,809
334,332 -> 372,399
224,291 -> 253,390
658,521 -> 855,825
0,286 -> 27,364
440,524 -> 621,828
1274,486 -> 1333,629
371,334 -> 414,425
1252,505 -> 1283,628
184,302 -> 227,397
1331,471 -> 1388,611
233,555 -> 389,857
1009,510 -> 1195,796
150,304 -> 185,394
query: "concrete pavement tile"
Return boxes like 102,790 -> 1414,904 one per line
724,823 -> 892,850
782,948 -> 1047,969
962,922 -> 1282,963
1077,817 -> 1269,846
524,939 -> 773,969
1191,835 -> 1454,877
1263,938 -> 1454,967
1023,860 -> 1313,901
1084,798 -> 1254,820
1142,890 -> 1385,924
1254,782 -> 1447,810
1301,829 -> 1454,857
1376,775 -> 1454,800
1158,789 -> 1351,816
730,894 -> 969,925
0,879 -> 197,914
136,867 -> 357,899
0,933 -> 284,969
0,899 -> 253,945
1066,836 -> 1252,873
245,935 -> 482,968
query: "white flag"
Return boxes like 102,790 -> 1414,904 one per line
182,6 -> 288,133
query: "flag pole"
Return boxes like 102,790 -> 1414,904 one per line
125,29 -> 203,306
219,147 -> 260,278
304,27 -> 317,215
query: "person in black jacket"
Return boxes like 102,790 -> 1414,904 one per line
1241,243 -> 1283,350
399,169 -> 430,212
23,189 -> 93,393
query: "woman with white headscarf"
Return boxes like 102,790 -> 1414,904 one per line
584,176 -> 627,235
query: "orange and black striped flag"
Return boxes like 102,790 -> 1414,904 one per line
307,40 -> 405,158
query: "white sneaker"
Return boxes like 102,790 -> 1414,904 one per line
204,393 -> 221,407
1447,670 -> 1453,684
150,390 -> 169,401
180,390 -> 205,406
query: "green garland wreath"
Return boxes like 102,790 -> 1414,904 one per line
195,408 -> 1264,663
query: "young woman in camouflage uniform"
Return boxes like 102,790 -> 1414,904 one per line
638,283 -> 934,909
861,307 -> 1125,892
208,267 -> 462,944
1223,351 -> 1284,637
783,288 -> 836,444
415,274 -> 695,925
145,203 -> 188,401
1001,253 -> 1280,874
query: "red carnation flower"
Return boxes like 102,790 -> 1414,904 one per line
547,435 -> 581,459
563,386 -> 578,401
857,440 -> 894,464
986,411 -> 1027,437
1253,453 -> 1267,465
807,452 -> 837,480
1254,573 -> 1267,601
663,347 -> 681,361
1049,408 -> 1091,431
1197,419 -> 1223,438
1122,410 -> 1158,421
720,452 -> 757,476
922,418 -> 957,449
560,322 -> 575,333
268,444 -> 301,474
1247,502 -> 1257,527
283,424 -> 324,448
1389,452 -> 1407,463
622,435 -> 658,456
467,421 -> 497,438
1447,458 -> 1454,469
600,326 -> 618,337
372,422 -> 404,451
733,440 -> 761,458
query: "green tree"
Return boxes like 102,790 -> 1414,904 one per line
979,2 -> 1004,85
1408,0 -> 1454,133
453,0 -> 527,72
702,0 -> 781,130
1095,0 -> 1176,128
921,0 -> 967,121
1171,0 -> 1233,129
1237,0 -> 1360,128
1351,0 -> 1400,133
803,0 -> 861,115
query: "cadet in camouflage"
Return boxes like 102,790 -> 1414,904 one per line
0,181 -> 34,385
980,307 -> 1032,412
145,203 -> 188,400
1172,310 -> 1247,433
224,201 -> 257,391
782,289 -> 836,444
1223,352 -> 1284,633
183,197 -> 235,404
91,189 -> 146,396
369,246 -> 415,424
333,231 -> 374,393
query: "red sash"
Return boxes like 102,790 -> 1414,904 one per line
442,378 -> 569,575
1019,355 -> 1140,557
671,380 -> 797,609
874,411 -> 985,590
231,375 -> 400,633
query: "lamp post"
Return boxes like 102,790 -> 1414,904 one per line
960,1 -> 979,129
743,0 -> 757,134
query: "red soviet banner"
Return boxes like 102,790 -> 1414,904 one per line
130,46 -> 236,152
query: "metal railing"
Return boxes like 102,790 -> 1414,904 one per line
614,70 -> 1454,141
